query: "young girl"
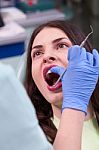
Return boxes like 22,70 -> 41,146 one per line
24,20 -> 99,149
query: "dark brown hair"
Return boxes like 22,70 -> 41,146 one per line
24,20 -> 99,143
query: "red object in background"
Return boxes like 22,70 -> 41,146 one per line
28,0 -> 33,6
28,0 -> 38,6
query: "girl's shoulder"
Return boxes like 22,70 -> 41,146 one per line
82,117 -> 99,150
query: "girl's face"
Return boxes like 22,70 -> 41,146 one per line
31,27 -> 72,106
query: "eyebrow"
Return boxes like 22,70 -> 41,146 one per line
32,37 -> 69,49
32,45 -> 42,49
52,37 -> 69,43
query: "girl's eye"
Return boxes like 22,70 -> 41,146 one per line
32,50 -> 43,58
57,43 -> 68,49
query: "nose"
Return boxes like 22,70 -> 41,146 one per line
43,54 -> 56,64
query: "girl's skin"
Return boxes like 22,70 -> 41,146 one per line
31,27 -> 86,150
25,20 -> 99,150
31,27 -> 92,120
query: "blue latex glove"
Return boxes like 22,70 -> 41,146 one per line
51,45 -> 99,114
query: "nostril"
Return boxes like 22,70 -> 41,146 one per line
43,59 -> 47,63
43,56 -> 56,63
50,57 -> 56,61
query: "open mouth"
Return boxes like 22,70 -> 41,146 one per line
44,70 -> 60,86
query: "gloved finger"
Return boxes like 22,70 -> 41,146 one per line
86,52 -> 93,65
92,49 -> 99,66
50,66 -> 65,76
68,45 -> 82,62
80,47 -> 87,61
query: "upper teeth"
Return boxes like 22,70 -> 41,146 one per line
46,70 -> 52,75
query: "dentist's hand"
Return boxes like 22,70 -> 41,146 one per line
51,45 -> 99,114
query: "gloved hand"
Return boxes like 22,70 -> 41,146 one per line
51,45 -> 99,114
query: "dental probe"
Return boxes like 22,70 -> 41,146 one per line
53,25 -> 93,86
79,25 -> 93,48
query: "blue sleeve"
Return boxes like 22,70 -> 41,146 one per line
0,63 -> 53,150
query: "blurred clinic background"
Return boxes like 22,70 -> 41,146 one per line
0,0 -> 99,82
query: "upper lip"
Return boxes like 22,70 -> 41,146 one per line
43,65 -> 57,80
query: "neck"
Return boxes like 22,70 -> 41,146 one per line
52,104 -> 61,119
52,103 -> 94,121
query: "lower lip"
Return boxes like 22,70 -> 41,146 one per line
47,82 -> 62,91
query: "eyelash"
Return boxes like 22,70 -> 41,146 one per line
32,43 -> 69,58
32,50 -> 43,58
56,43 -> 69,50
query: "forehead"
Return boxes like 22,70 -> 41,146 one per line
32,27 -> 70,46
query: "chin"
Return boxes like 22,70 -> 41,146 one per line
47,93 -> 63,105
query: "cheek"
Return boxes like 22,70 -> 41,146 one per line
31,63 -> 43,90
31,69 -> 40,91
61,52 -> 69,67
31,64 -> 39,82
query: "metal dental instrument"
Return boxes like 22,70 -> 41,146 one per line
53,25 -> 93,86
79,25 -> 93,48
